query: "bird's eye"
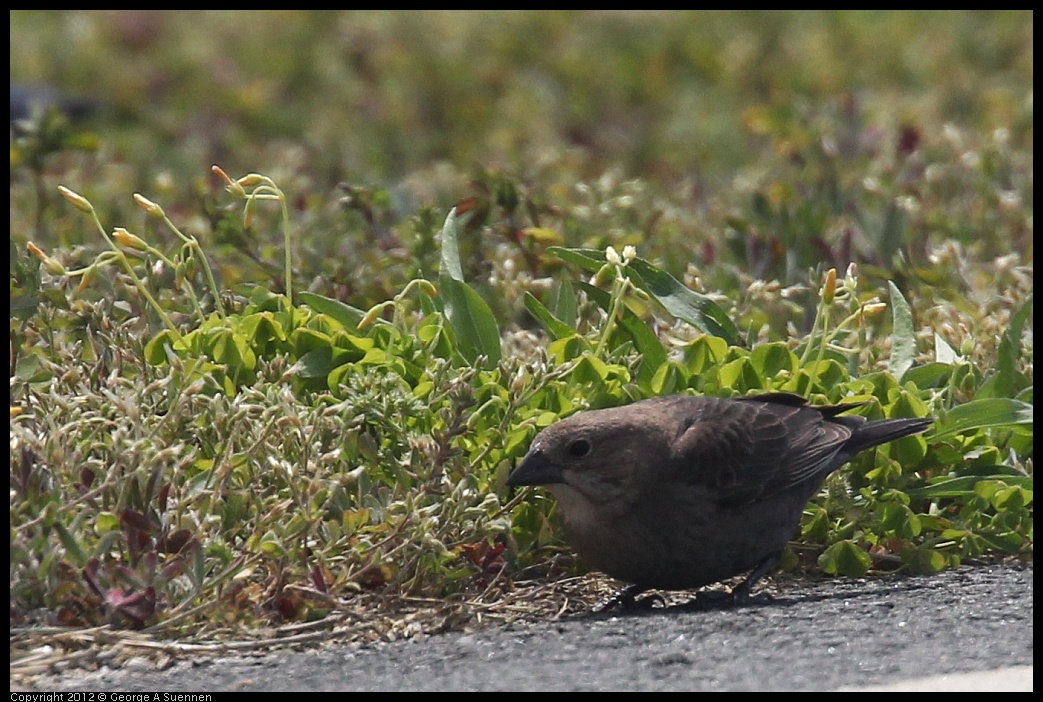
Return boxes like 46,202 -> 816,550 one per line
568,438 -> 591,458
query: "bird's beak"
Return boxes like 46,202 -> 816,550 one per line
507,446 -> 565,487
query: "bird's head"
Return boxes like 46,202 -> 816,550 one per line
506,405 -> 673,514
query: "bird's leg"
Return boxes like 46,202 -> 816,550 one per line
729,552 -> 780,605
595,584 -> 664,612
682,553 -> 781,611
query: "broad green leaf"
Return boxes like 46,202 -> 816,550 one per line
524,292 -> 577,340
545,247 -> 741,345
751,342 -> 798,380
571,354 -> 612,386
682,336 -> 729,375
440,207 -> 467,282
934,333 -> 961,364
627,258 -> 741,346
548,334 -> 592,363
300,291 -> 377,329
975,294 -> 1031,400
440,274 -> 501,367
295,347 -> 337,379
290,327 -> 330,357
878,501 -> 921,538
552,274 -> 577,328
902,547 -> 948,574
930,398 -> 1033,439
578,281 -> 667,389
209,328 -> 256,370
878,200 -> 906,261
13,353 -> 49,383
902,362 -> 955,389
888,281 -> 916,381
545,246 -> 606,273
818,539 -> 871,577
144,329 -> 183,365
241,311 -> 288,346
433,208 -> 501,366
976,532 -> 1028,553
332,332 -> 374,354
716,356 -> 763,392
651,361 -> 689,396
54,522 -> 87,567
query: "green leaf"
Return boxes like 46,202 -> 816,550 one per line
975,293 -> 1031,400
716,356 -> 763,392
902,362 -> 955,389
552,274 -> 577,328
651,361 -> 689,396
682,336 -> 729,375
295,346 -> 337,379
54,522 -> 88,567
440,207 -> 468,282
930,398 -> 1033,439
878,501 -> 921,538
546,248 -> 741,345
878,200 -> 906,261
975,532 -> 1028,553
887,281 -> 916,381
578,281 -> 667,389
626,258 -> 742,346
439,274 -> 501,367
300,291 -> 376,329
523,292 -> 577,340
434,208 -> 500,366
750,342 -> 798,380
208,328 -> 256,370
13,353 -> 49,383
545,246 -> 606,273
818,540 -> 872,577
934,333 -> 961,364
291,327 -> 332,357
241,311 -> 288,346
901,546 -> 949,574
144,329 -> 182,366
548,334 -> 592,363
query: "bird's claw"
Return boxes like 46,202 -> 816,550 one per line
679,586 -> 773,611
595,585 -> 665,612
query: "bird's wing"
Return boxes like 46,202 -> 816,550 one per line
669,397 -> 854,506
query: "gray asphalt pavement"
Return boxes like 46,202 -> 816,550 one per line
26,562 -> 1032,691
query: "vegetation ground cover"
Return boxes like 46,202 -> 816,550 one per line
10,10 -> 1031,679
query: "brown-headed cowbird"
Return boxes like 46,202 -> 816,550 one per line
507,392 -> 932,608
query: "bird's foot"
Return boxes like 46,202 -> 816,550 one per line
595,585 -> 665,612
679,586 -> 773,611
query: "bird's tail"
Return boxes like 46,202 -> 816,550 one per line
845,416 -> 934,454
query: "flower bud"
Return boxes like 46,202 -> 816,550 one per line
133,193 -> 166,219
861,302 -> 888,317
113,227 -> 149,251
57,186 -> 95,214
212,165 -> 246,197
822,268 -> 837,304
236,173 -> 265,187
27,242 -> 67,276
358,305 -> 383,329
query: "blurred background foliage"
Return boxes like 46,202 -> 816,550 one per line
10,10 -> 1032,182
11,10 -> 1033,322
